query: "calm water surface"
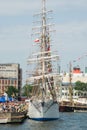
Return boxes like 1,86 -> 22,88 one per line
0,112 -> 87,130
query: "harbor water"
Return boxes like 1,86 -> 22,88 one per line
0,112 -> 87,130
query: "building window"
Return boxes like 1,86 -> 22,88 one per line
2,80 -> 4,84
2,86 -> 4,92
74,93 -> 77,96
15,80 -> 17,85
84,93 -> 87,96
64,93 -> 66,96
5,80 -> 7,84
11,80 -> 13,84
8,80 -> 10,85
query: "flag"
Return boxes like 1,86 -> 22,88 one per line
34,38 -> 40,43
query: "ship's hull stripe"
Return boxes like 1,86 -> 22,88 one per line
29,117 -> 59,121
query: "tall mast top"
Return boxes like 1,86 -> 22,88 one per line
42,0 -> 46,13
42,0 -> 47,52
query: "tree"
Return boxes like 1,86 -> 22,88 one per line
22,84 -> 32,98
6,86 -> 18,97
74,81 -> 87,91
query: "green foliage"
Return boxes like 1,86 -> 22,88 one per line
6,86 -> 18,97
22,84 -> 32,97
74,81 -> 87,91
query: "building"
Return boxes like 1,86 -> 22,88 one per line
0,63 -> 22,97
60,66 -> 87,101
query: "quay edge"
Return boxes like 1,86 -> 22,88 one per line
0,111 -> 27,124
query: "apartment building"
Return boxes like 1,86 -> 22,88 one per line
0,63 -> 22,97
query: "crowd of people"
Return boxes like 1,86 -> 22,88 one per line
0,101 -> 28,113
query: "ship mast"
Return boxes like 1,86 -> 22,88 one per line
41,0 -> 47,97
26,0 -> 58,101
69,62 -> 73,106
41,0 -> 57,101
42,0 -> 47,61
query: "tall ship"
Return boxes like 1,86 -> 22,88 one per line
26,0 -> 60,121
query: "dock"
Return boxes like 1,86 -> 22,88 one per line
59,104 -> 87,112
0,111 -> 27,123
0,101 -> 28,123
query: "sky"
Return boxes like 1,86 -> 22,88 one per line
0,0 -> 87,85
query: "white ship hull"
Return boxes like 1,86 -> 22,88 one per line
27,100 -> 59,121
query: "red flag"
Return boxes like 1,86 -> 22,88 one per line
34,38 -> 39,43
